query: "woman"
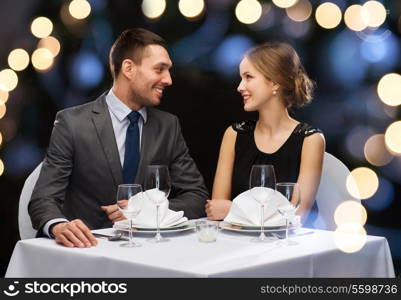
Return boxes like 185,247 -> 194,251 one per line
206,42 -> 325,226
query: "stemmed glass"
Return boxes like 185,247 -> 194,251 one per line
145,165 -> 171,243
249,164 -> 276,242
116,184 -> 143,248
276,182 -> 300,246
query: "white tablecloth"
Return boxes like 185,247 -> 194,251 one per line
6,228 -> 394,278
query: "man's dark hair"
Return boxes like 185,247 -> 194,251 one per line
109,28 -> 167,79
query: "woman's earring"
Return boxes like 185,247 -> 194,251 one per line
273,90 -> 277,95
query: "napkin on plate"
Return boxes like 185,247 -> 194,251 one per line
117,189 -> 187,228
224,188 -> 300,227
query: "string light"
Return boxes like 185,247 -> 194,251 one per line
31,48 -> 54,71
0,69 -> 18,92
38,36 -> 61,57
272,0 -> 297,9
346,167 -> 379,199
8,49 -> 30,71
178,0 -> 205,19
69,0 -> 91,20
142,0 -> 166,19
315,2 -> 342,29
31,17 -> 53,38
286,0 -> 312,22
344,5 -> 367,32
235,0 -> 262,25
384,121 -> 401,155
361,1 -> 387,28
377,73 -> 401,106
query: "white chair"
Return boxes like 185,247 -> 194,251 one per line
18,162 -> 42,239
313,152 -> 360,230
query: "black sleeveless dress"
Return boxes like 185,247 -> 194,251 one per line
231,120 -> 322,227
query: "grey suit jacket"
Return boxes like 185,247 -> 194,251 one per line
29,93 -> 209,232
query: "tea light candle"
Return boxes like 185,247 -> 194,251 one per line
198,230 -> 217,243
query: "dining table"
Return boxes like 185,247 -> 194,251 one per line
5,223 -> 395,278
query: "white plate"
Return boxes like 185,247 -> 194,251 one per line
113,221 -> 195,233
114,219 -> 188,230
219,221 -> 299,233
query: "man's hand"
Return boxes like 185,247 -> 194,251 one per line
101,204 -> 126,222
205,199 -> 232,220
51,219 -> 98,248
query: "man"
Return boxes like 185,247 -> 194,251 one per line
29,28 -> 209,248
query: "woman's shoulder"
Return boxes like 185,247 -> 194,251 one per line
231,120 -> 256,134
294,122 -> 323,137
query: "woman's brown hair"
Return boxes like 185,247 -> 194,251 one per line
246,42 -> 315,107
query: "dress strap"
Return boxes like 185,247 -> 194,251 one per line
231,120 -> 256,134
295,123 -> 323,137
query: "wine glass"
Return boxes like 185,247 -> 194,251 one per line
116,184 -> 143,248
145,165 -> 171,243
276,182 -> 300,246
249,164 -> 276,242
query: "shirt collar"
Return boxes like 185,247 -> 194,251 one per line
106,89 -> 147,123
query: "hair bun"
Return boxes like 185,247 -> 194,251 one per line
293,69 -> 315,107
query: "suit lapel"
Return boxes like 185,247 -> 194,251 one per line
92,95 -> 123,186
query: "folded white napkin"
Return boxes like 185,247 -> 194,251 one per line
118,189 -> 187,228
224,188 -> 300,227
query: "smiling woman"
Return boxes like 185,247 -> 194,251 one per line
207,42 -> 325,227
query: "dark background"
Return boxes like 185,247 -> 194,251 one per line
1,0 -> 400,276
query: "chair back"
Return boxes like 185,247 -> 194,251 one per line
313,152 -> 360,230
18,162 -> 42,239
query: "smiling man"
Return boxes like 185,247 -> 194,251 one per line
28,28 -> 209,248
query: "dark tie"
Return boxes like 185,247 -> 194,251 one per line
122,111 -> 141,184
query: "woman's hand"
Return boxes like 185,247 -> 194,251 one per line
205,199 -> 232,220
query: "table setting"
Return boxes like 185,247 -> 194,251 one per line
5,164 -> 395,277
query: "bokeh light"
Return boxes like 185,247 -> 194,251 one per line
142,0 -> 166,19
334,222 -> 367,253
384,121 -> 401,155
38,36 -> 61,57
334,201 -> 367,227
213,35 -> 254,78
361,1 -> 387,28
344,5 -> 367,32
69,0 -> 91,20
315,2 -> 342,29
60,2 -> 80,26
30,17 -> 53,38
283,18 -> 311,39
235,0 -> 262,25
377,73 -> 401,106
286,0 -> 312,22
272,0 -> 297,9
31,48 -> 54,71
0,104 -> 6,119
0,132 -> 2,146
0,89 -> 9,105
0,159 -> 4,176
364,177 -> 394,211
345,126 -> 375,159
8,49 -> 30,71
364,134 -> 393,166
70,51 -> 104,89
346,167 -> 379,199
0,69 -> 18,92
178,0 -> 205,19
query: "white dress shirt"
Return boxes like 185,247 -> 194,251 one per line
43,90 -> 147,237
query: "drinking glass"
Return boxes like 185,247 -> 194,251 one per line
249,164 -> 276,242
145,165 -> 171,243
116,184 -> 143,247
276,182 -> 300,246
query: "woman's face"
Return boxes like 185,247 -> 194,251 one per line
237,57 -> 276,112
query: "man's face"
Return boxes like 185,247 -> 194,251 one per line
128,44 -> 173,107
